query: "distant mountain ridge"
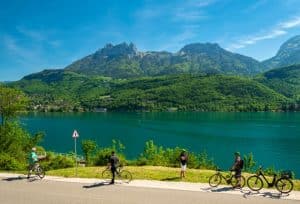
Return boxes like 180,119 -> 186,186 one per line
20,35 -> 300,80
65,42 -> 263,78
263,35 -> 300,69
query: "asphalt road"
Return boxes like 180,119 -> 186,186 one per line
0,176 -> 298,204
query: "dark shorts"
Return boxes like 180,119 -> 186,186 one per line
234,169 -> 242,178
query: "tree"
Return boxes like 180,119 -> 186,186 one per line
0,86 -> 28,125
81,139 -> 97,166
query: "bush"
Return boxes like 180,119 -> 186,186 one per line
94,140 -> 127,166
0,121 -> 44,171
243,152 -> 256,172
263,166 -> 279,176
0,153 -> 24,170
137,140 -> 216,169
81,139 -> 97,166
94,148 -> 113,166
137,140 -> 168,166
41,152 -> 75,170
198,151 -> 216,170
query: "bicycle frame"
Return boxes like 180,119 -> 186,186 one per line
106,166 -> 123,175
216,170 -> 234,184
256,170 -> 277,187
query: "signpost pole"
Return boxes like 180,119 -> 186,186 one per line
74,136 -> 77,176
72,130 -> 79,177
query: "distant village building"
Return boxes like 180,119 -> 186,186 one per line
94,108 -> 107,112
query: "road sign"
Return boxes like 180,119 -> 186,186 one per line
72,130 -> 79,138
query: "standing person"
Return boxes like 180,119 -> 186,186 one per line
179,149 -> 188,179
108,151 -> 119,184
27,147 -> 39,179
231,152 -> 244,188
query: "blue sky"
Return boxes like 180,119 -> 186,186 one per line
1,0 -> 300,81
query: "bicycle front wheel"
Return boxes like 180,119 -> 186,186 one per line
209,174 -> 222,187
102,169 -> 112,180
36,166 -> 45,179
247,175 -> 263,191
276,178 -> 293,194
120,170 -> 132,183
231,175 -> 245,188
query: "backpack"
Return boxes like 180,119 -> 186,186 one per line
239,159 -> 244,169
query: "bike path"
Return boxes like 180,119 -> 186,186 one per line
0,173 -> 299,202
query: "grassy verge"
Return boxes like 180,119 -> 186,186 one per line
47,166 -> 300,191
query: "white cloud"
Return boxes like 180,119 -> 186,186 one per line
174,10 -> 207,21
16,26 -> 46,41
3,35 -> 38,62
158,29 -> 198,51
189,0 -> 216,8
15,26 -> 61,48
134,0 -> 216,51
243,0 -> 268,13
48,40 -> 61,48
280,17 -> 300,29
227,16 -> 300,51
136,0 -> 215,22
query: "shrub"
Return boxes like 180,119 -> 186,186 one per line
243,152 -> 256,172
41,152 -> 75,170
0,153 -> 24,170
94,140 -> 127,166
198,151 -> 216,170
81,139 -> 97,166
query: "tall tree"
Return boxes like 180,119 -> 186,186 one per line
0,86 -> 28,125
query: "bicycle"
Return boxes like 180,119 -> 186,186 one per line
101,165 -> 132,183
209,168 -> 246,188
247,166 -> 293,194
27,163 -> 45,179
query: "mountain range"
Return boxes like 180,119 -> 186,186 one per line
7,35 -> 300,112
64,42 -> 263,78
18,35 -> 300,80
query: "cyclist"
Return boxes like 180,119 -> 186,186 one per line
27,147 -> 39,179
108,151 -> 119,184
179,149 -> 188,179
231,152 -> 244,188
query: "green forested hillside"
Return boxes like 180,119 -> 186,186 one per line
10,72 -> 292,112
256,64 -> 300,100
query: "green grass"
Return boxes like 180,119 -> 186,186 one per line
46,166 -> 300,191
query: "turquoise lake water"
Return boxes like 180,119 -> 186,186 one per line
20,112 -> 300,177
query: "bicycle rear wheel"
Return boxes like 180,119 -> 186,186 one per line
209,174 -> 222,187
231,175 -> 245,188
120,170 -> 132,183
276,178 -> 293,194
36,166 -> 45,179
102,169 -> 112,180
247,175 -> 263,191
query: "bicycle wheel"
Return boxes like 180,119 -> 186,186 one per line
102,169 -> 112,180
231,175 -> 246,188
247,175 -> 263,191
120,170 -> 132,183
209,174 -> 222,187
275,178 -> 293,194
36,166 -> 45,179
